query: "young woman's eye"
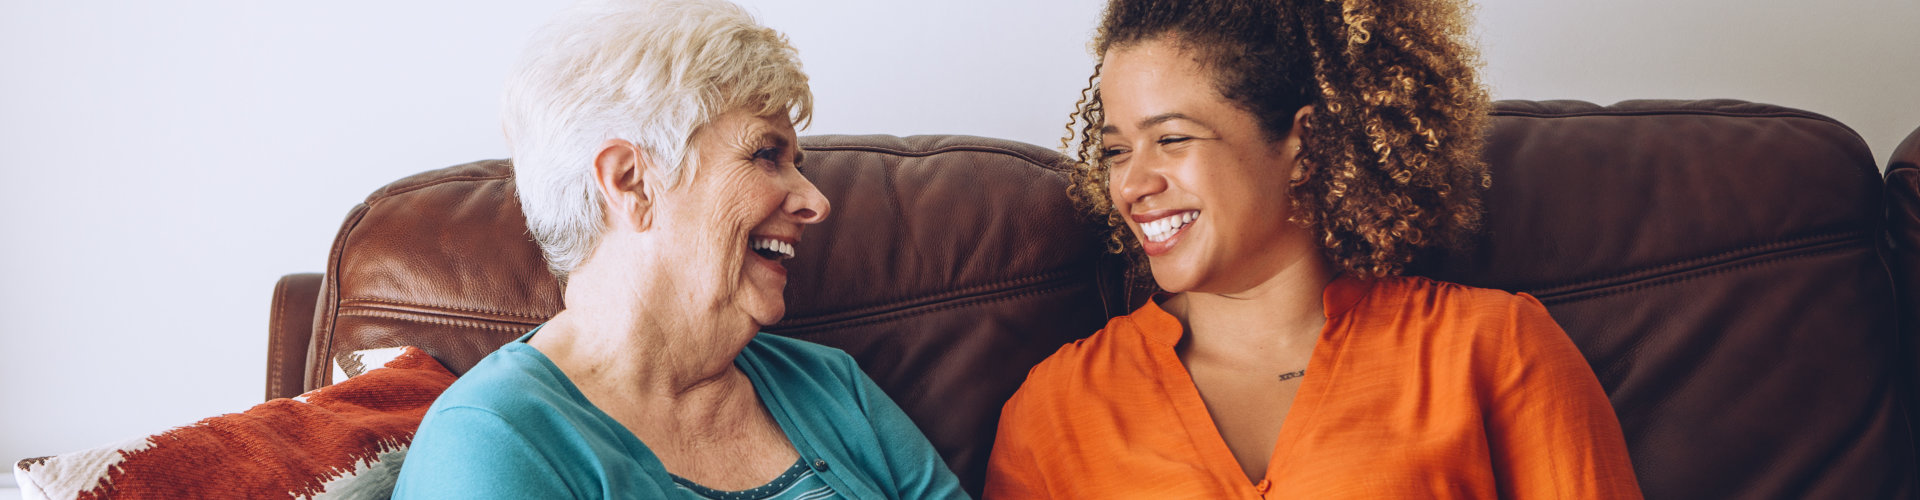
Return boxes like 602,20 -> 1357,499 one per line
1101,148 -> 1130,159
1157,136 -> 1191,146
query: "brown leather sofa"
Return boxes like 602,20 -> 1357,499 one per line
1888,123 -> 1920,436
267,100 -> 1920,499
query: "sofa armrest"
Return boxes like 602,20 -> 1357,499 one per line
267,273 -> 323,401
1892,125 -> 1920,172
1886,124 -> 1920,467
1888,127 -> 1920,362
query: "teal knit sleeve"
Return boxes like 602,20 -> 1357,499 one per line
394,407 -> 578,499
842,356 -> 972,500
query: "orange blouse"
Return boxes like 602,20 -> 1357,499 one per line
986,275 -> 1641,499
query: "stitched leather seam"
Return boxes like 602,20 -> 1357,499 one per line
1490,108 -> 1873,169
330,270 -> 1082,329
315,203 -> 370,390
368,171 -> 511,203
330,274 -> 1086,352
337,309 -> 540,332
802,144 -> 1071,174
1560,242 -> 1871,386
1492,108 -> 1844,126
772,279 -> 1086,336
1535,240 -> 1866,305
795,270 -> 1073,321
268,276 -> 290,399
339,298 -> 549,320
1518,229 -> 1874,296
1588,245 -> 1896,440
772,268 -> 1083,329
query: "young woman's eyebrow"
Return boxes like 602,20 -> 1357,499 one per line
1101,112 -> 1200,135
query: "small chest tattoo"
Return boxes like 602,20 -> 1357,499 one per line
1278,370 -> 1306,382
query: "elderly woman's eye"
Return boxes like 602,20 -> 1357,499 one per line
754,147 -> 780,163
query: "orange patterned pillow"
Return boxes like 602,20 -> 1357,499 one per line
12,346 -> 454,499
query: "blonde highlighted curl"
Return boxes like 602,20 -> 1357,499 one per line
1065,0 -> 1491,279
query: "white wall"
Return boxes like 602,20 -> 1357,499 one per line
1477,0 -> 1920,162
2,0 -> 1915,471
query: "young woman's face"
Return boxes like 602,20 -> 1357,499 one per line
1100,37 -> 1312,294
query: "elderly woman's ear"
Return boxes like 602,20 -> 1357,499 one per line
593,138 -> 656,231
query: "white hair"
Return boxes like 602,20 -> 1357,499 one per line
503,0 -> 813,283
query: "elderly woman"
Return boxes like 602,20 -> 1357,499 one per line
988,0 -> 1641,498
392,1 -> 966,498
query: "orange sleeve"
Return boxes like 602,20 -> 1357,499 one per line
1485,293 -> 1644,499
984,383 -> 1050,499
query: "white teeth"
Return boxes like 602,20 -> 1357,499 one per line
749,238 -> 795,260
1142,212 -> 1198,243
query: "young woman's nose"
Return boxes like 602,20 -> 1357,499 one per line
1111,151 -> 1168,207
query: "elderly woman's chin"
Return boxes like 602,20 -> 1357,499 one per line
739,256 -> 791,327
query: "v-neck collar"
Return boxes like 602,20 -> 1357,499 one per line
1134,274 -> 1375,494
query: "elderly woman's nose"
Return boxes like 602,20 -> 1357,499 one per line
787,176 -> 831,223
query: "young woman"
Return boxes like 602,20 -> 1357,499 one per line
986,0 -> 1642,497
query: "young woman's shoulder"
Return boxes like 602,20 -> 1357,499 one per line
1020,303 -> 1173,394
1363,275 -> 1575,374
1371,275 -> 1554,327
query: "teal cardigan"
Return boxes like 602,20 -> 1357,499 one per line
393,330 -> 967,499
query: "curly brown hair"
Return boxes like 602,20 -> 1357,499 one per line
1065,0 -> 1491,279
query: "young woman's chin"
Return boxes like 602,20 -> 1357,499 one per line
1145,259 -> 1204,294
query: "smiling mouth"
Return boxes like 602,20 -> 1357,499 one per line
749,237 -> 795,261
1142,211 -> 1198,243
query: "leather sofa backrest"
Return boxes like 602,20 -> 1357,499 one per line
300,101 -> 1916,498
1414,100 -> 1912,498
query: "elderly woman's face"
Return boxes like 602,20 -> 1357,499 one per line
649,109 -> 829,328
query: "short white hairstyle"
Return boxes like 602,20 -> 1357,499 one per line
503,0 -> 812,283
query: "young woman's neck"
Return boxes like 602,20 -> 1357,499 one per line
1167,251 -> 1335,361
